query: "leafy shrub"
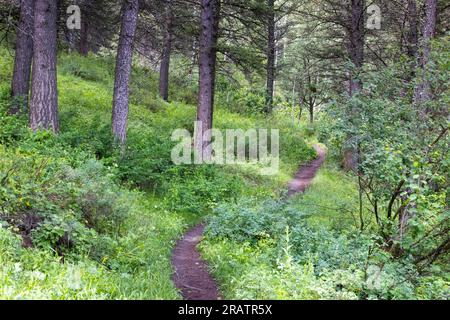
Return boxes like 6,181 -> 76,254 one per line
0,138 -> 132,256
219,87 -> 267,115
32,214 -> 97,257
59,54 -> 113,84
206,199 -> 370,270
206,199 -> 304,243
165,165 -> 244,214
117,131 -> 175,188
0,108 -> 29,146
203,198 -> 449,299
202,226 -> 364,300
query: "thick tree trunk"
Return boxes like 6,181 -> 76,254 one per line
414,0 -> 437,106
159,1 -> 173,101
347,0 -> 364,95
111,0 -> 139,145
11,0 -> 34,114
194,0 -> 220,161
29,0 -> 59,132
265,0 -> 275,113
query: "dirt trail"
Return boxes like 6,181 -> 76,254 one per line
172,224 -> 222,300
171,144 -> 325,300
287,145 -> 326,196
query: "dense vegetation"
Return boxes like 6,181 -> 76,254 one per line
0,0 -> 448,300
0,49 -> 316,298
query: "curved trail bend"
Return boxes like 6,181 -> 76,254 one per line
287,145 -> 326,196
171,145 -> 326,300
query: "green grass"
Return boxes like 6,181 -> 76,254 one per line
0,48 -> 317,299
1,48 -> 447,301
289,164 -> 364,230
0,196 -> 187,299
199,162 -> 370,300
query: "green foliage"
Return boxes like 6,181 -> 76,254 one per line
59,54 -> 114,85
206,199 -> 371,272
0,50 -> 318,299
0,200 -> 185,300
220,87 -> 267,115
165,165 -> 243,214
206,199 -> 304,243
290,165 -> 364,229
319,46 -> 449,268
203,197 -> 449,300
0,141 -> 130,257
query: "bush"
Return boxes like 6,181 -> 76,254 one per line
0,135 -> 132,256
59,54 -> 113,84
206,199 -> 370,271
203,198 -> 449,299
164,165 -> 244,214
206,199 -> 304,243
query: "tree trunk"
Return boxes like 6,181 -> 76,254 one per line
188,39 -> 197,82
159,1 -> 173,101
265,0 -> 275,113
413,0 -> 437,106
79,18 -> 89,56
405,0 -> 419,59
309,100 -> 314,124
343,0 -> 365,171
11,0 -> 35,114
347,0 -> 364,95
29,0 -> 59,132
194,0 -> 220,162
111,0 -> 139,145
66,28 -> 76,53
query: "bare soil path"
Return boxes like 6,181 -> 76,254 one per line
171,144 -> 325,300
172,223 -> 222,300
287,145 -> 326,196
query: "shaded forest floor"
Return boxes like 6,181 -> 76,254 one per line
2,50 -> 445,300
0,50 -> 319,299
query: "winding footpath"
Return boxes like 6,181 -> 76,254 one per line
171,145 -> 326,300
172,223 -> 222,300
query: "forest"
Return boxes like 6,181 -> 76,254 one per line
0,0 -> 448,301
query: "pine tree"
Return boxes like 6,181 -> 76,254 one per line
29,0 -> 59,132
10,0 -> 34,114
112,0 -> 139,145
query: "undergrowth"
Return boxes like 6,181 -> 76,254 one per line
0,48 -> 316,299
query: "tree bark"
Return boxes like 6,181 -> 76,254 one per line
405,0 -> 419,59
159,0 -> 173,101
111,0 -> 139,145
413,0 -> 437,106
343,0 -> 365,171
188,39 -> 197,82
29,0 -> 59,132
265,0 -> 275,113
194,0 -> 220,161
79,18 -> 89,56
347,0 -> 364,95
11,0 -> 34,114
309,99 -> 314,124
